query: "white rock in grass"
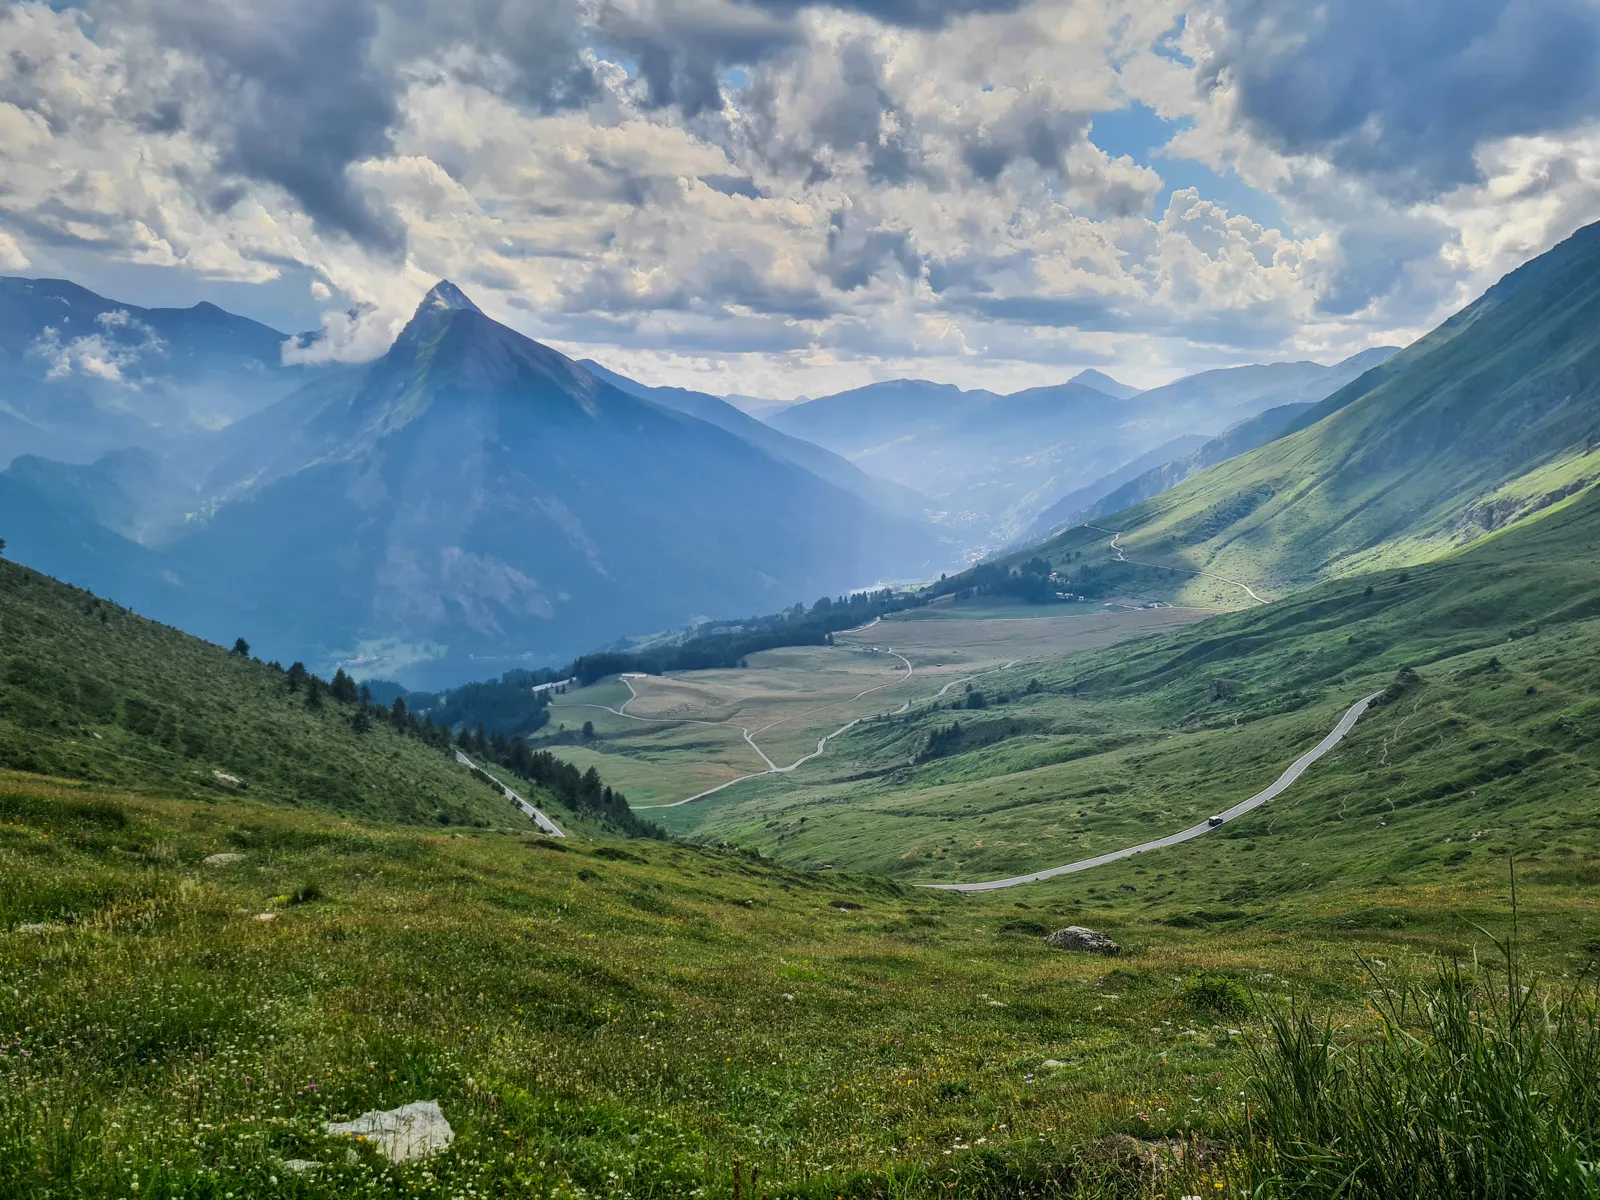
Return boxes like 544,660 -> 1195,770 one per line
282,1159 -> 322,1173
203,853 -> 245,867
15,922 -> 66,934
325,1101 -> 454,1163
252,912 -> 276,922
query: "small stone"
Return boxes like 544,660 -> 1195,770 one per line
212,770 -> 243,784
203,853 -> 245,867
325,1100 -> 454,1163
1040,1059 -> 1067,1069
282,1160 -> 322,1174
252,912 -> 277,922
15,922 -> 66,934
1044,926 -> 1121,955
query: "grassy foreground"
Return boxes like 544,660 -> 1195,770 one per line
4,768 -> 1597,1199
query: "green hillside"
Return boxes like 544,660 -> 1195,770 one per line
3,768 -> 1595,1198
656,484 -> 1600,896
0,558 -> 602,835
2,482 -> 1598,1199
1008,219 -> 1600,602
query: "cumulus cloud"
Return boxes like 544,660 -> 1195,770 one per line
1195,0 -> 1600,202
32,308 -> 166,382
1,0 -> 1599,392
0,230 -> 29,269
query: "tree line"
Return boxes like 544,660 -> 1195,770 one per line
249,649 -> 661,838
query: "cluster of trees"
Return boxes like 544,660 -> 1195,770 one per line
265,654 -> 493,762
260,647 -> 660,838
456,725 -> 662,838
923,555 -> 1110,604
569,588 -> 929,684
408,669 -> 562,737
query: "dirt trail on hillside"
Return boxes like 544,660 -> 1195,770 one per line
1085,524 -> 1267,605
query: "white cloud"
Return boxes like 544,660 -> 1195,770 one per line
0,0 -> 1596,394
0,229 -> 28,269
32,309 -> 165,382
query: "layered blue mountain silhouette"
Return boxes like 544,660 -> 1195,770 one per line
0,281 -> 949,685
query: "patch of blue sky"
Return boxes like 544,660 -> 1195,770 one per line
1152,15 -> 1194,67
1091,102 -> 1289,234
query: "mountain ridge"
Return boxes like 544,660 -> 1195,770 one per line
0,282 -> 951,687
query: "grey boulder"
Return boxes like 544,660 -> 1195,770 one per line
1044,926 -> 1120,954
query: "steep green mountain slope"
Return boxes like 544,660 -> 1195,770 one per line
1014,220 -> 1600,599
769,354 -> 1399,547
1020,349 -> 1403,544
0,558 -> 606,834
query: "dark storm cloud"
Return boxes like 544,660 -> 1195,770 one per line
1203,0 -> 1600,200
109,0 -> 408,252
597,0 -> 1028,118
960,107 -> 1091,182
824,208 -> 923,290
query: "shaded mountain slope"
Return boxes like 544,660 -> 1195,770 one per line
35,283 -> 950,685
579,359 -> 935,520
0,275 -> 322,466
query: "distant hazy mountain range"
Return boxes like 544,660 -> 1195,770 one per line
998,218 -> 1600,599
765,354 -> 1399,548
0,276 -> 330,466
1016,347 -> 1400,543
0,264 -> 1431,688
0,280 -> 950,686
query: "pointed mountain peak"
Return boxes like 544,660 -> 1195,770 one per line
1069,369 -> 1140,400
419,280 -> 482,316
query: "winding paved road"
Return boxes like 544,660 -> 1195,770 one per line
455,750 -> 566,837
918,691 -> 1379,891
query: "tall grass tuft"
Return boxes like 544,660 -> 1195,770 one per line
1242,919 -> 1600,1198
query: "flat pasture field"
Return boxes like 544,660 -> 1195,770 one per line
851,601 -> 1212,665
541,605 -> 1215,809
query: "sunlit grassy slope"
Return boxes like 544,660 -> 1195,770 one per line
657,486 -> 1600,894
2,501 -> 1599,1198
0,560 -> 595,833
1005,219 -> 1600,603
3,769 -> 1595,1199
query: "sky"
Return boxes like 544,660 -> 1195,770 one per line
3,0 -> 1599,397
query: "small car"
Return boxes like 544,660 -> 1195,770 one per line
1207,815 -> 1225,827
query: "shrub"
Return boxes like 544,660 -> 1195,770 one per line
288,881 -> 323,905
1183,974 -> 1250,1018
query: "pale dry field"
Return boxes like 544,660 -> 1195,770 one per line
544,603 -> 1217,807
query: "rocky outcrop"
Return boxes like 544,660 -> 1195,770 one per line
1044,926 -> 1120,954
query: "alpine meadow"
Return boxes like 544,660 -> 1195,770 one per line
4,3 -> 1600,1198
